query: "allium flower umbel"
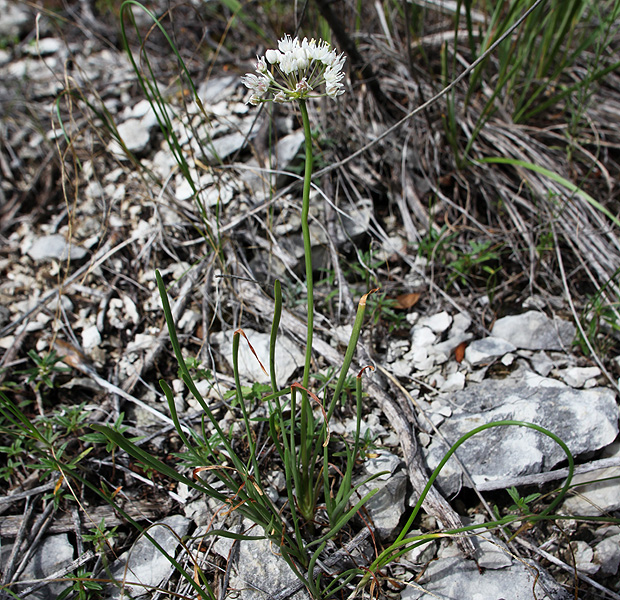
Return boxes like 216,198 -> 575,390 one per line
242,35 -> 346,105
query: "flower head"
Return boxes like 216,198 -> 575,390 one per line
242,35 -> 346,105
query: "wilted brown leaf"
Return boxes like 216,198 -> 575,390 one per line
394,292 -> 421,310
454,341 -> 467,363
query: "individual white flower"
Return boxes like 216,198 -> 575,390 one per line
307,42 -> 332,63
242,34 -> 346,104
241,73 -> 270,101
265,49 -> 281,64
255,56 -> 268,73
292,47 -> 309,70
241,73 -> 260,91
325,65 -> 345,97
278,34 -> 297,53
279,52 -> 298,75
324,65 -> 344,85
295,78 -> 312,94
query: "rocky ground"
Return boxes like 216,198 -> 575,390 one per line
1,1 -> 620,599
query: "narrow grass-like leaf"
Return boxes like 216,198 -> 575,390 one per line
478,157 -> 620,230
90,425 -> 220,498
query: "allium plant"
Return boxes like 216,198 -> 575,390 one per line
243,36 -> 364,530
98,34 -> 381,600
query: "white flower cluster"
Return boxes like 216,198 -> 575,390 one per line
242,35 -> 346,105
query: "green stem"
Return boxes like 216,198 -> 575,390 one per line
299,99 -> 314,390
298,99 -> 315,519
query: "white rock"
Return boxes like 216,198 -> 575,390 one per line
418,432 -> 431,447
439,371 -> 465,392
212,328 -> 304,388
178,309 -> 201,333
386,339 -> 410,362
562,443 -> 620,516
0,336 -> 15,350
107,296 -> 140,329
559,366 -> 601,388
112,117 -> 152,155
573,540 -> 599,575
411,326 -> 437,348
0,0 -> 32,39
501,353 -> 515,366
356,451 -> 408,539
390,359 -> 412,378
126,98 -> 155,120
333,324 -> 354,346
19,534 -> 75,600
430,400 -> 452,417
426,370 -> 619,496
429,413 -> 445,427
26,234 -> 87,261
229,525 -> 307,600
24,37 -> 63,55
433,332 -> 472,358
109,515 -> 191,599
407,345 -> 436,371
198,75 -> 237,104
451,312 -> 472,333
475,534 -> 513,570
418,311 -> 452,333
402,553 -> 569,599
82,324 -> 101,350
273,130 -> 304,170
465,336 -> 516,366
126,333 -> 155,353
403,533 -> 437,564
492,311 -> 575,351
594,534 -> 620,575
204,130 -> 251,162
342,199 -> 373,239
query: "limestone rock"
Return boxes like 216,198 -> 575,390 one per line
212,328 -> 304,388
355,450 -> 407,539
425,370 -> 619,496
109,514 -> 191,599
492,310 -> 575,351
402,554 -> 570,599
230,530 -> 308,600
19,534 -> 75,600
465,336 -> 516,365
562,443 -> 620,516
26,234 -> 87,262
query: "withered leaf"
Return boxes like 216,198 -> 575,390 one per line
454,341 -> 467,363
394,292 -> 421,310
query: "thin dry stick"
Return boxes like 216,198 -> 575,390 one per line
14,551 -> 95,599
516,537 -> 620,600
0,499 -> 35,596
475,456 -> 620,492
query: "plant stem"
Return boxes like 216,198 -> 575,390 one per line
298,99 -> 315,520
299,99 -> 314,389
